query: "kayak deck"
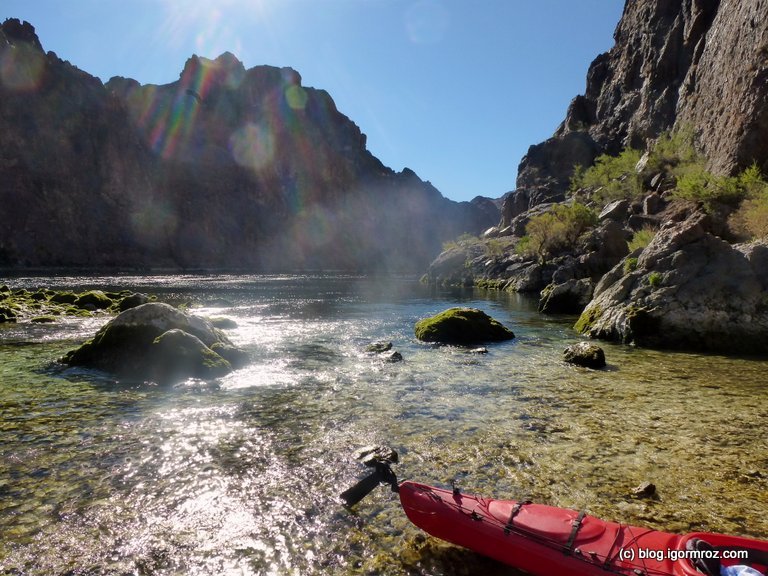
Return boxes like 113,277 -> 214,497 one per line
399,481 -> 768,576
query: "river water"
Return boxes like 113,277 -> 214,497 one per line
0,275 -> 766,576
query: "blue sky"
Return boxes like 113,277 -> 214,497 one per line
2,0 -> 624,202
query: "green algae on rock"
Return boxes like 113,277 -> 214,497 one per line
73,290 -> 113,310
62,302 -> 247,383
0,287 -> 153,323
414,307 -> 515,345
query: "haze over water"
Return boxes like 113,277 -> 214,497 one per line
1,275 -> 765,575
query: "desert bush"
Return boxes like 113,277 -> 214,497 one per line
628,227 -> 656,252
570,148 -> 643,206
645,127 -> 700,175
623,257 -> 638,274
729,193 -> 768,239
442,233 -> 481,252
516,203 -> 597,262
673,162 -> 768,212
484,238 -> 506,258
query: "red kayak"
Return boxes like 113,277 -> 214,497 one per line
399,480 -> 768,576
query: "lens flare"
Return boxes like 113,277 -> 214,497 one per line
405,0 -> 450,45
0,44 -> 46,92
284,85 -> 308,111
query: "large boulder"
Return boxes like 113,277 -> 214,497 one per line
62,302 -> 247,382
574,213 -> 768,354
414,307 -> 515,345
563,342 -> 606,369
151,329 -> 233,382
539,278 -> 595,314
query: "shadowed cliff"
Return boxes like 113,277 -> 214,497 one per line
0,18 -> 497,271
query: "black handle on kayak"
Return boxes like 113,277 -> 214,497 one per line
340,467 -> 386,507
340,446 -> 399,507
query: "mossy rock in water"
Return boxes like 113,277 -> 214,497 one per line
414,307 -> 515,345
65,306 -> 92,317
30,315 -> 57,323
563,341 -> 606,369
117,292 -> 150,312
210,341 -> 249,368
74,290 -> 113,310
150,329 -> 232,382
62,302 -> 246,383
0,306 -> 18,323
208,316 -> 238,329
365,341 -> 392,353
30,290 -> 48,301
49,291 -> 78,305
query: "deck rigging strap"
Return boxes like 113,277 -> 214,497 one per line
564,510 -> 587,554
504,500 -> 532,534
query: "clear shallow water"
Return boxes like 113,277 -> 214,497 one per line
0,275 -> 766,575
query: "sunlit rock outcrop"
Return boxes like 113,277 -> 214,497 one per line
574,213 -> 768,354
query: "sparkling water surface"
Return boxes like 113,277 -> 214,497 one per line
0,275 -> 766,575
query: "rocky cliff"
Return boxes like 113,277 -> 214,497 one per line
424,0 -> 768,354
0,18 -> 496,271
504,0 -> 768,225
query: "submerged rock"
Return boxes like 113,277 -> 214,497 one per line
632,481 -> 657,499
414,307 -> 515,345
563,341 -> 606,369
365,341 -> 393,354
62,302 -> 247,383
208,316 -> 238,329
353,445 -> 399,467
380,350 -> 403,363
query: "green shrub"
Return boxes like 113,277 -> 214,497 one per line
672,164 -> 748,209
672,162 -> 768,212
736,163 -> 768,198
516,203 -> 597,262
648,272 -> 662,289
623,257 -> 638,274
645,127 -> 700,175
570,148 -> 644,206
484,238 -> 506,258
729,193 -> 768,239
442,233 -> 481,252
628,227 -> 656,252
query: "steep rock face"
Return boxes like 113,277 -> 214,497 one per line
675,0 -> 768,175
0,19 -> 497,271
503,0 -> 768,226
0,20 -> 155,266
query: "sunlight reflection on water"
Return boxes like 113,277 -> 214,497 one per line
0,275 -> 766,576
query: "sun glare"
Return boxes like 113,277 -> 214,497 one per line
160,0 -> 272,56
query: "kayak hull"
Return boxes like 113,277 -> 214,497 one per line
399,481 -> 768,576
